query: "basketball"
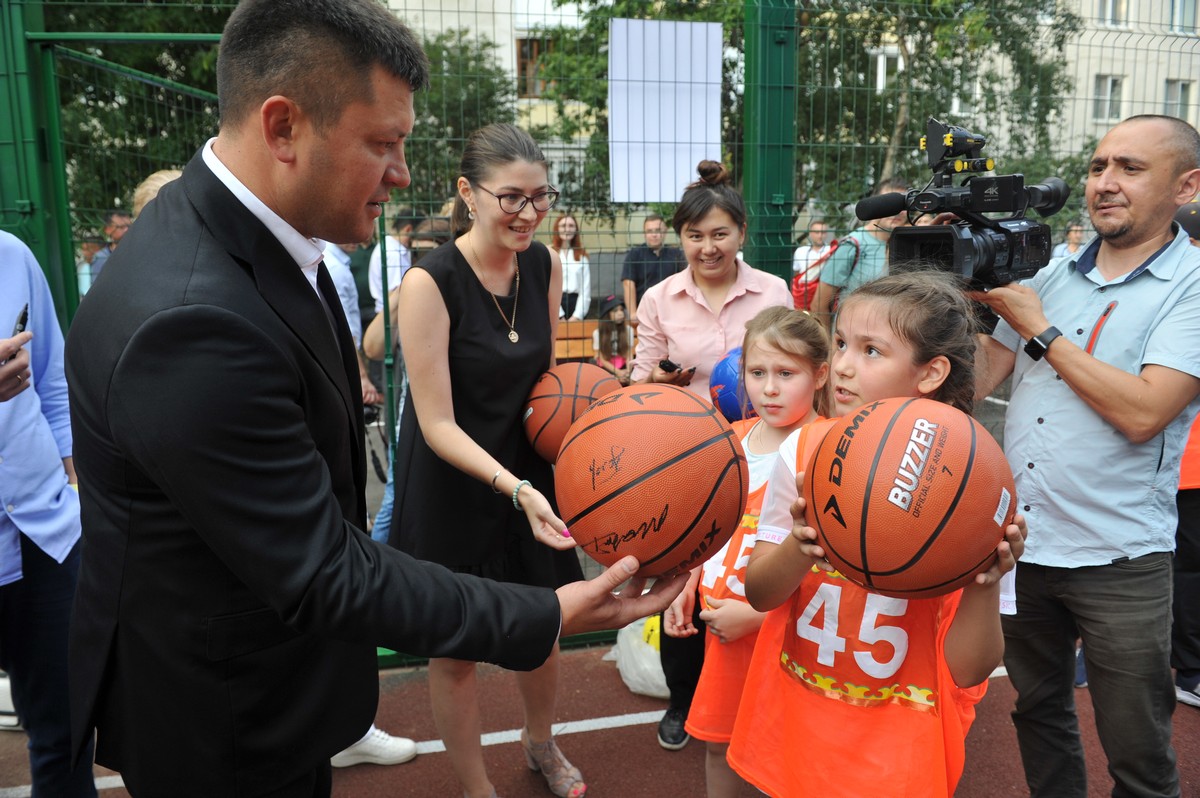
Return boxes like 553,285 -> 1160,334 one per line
523,362 -> 621,462
803,397 -> 1015,599
709,347 -> 757,423
555,384 -> 749,578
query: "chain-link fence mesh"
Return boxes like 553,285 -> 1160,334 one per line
27,0 -> 1200,443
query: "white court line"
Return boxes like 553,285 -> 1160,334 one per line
3,674 -> 1019,796
417,709 -> 667,754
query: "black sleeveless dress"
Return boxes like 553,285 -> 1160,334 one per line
388,240 -> 583,588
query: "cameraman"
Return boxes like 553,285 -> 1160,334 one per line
811,178 -> 909,325
973,114 -> 1200,798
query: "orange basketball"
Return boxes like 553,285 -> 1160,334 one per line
555,384 -> 749,578
803,397 -> 1015,599
523,362 -> 621,462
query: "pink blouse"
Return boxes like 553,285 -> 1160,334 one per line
630,260 -> 793,399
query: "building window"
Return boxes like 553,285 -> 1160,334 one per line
872,48 -> 902,94
1093,75 -> 1123,120
517,38 -> 551,98
1165,79 -> 1194,119
1099,0 -> 1127,25
1171,0 -> 1198,31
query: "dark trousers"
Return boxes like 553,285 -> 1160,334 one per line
0,536 -> 97,797
1174,489 -> 1200,677
1003,555 -> 1179,798
659,593 -> 705,711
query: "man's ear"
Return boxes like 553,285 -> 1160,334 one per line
261,95 -> 303,164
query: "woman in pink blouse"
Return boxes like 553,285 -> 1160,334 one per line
631,160 -> 793,399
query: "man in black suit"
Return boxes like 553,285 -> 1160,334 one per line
64,2 -> 684,795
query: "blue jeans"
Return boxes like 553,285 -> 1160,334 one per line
0,536 -> 97,797
371,452 -> 395,544
1002,555 -> 1180,798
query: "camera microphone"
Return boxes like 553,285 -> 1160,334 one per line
855,191 -> 909,221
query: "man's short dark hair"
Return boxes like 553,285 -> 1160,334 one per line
1123,114 -> 1200,175
875,178 -> 911,195
390,206 -> 425,235
217,0 -> 429,133
103,209 -> 131,226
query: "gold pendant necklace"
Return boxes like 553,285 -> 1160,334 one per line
468,235 -> 520,344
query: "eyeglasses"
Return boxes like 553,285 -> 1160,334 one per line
475,184 -> 559,214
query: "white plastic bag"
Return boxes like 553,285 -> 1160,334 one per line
612,616 -> 670,699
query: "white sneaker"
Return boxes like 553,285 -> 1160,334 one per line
330,727 -> 418,767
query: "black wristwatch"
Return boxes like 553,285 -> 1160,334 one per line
1024,326 -> 1062,361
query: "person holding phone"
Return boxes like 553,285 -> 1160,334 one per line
629,160 -> 793,751
0,230 -> 97,796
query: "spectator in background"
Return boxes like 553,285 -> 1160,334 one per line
322,239 -> 382,407
131,170 -> 183,217
368,206 -> 424,314
0,231 -> 97,797
811,178 -> 909,324
362,216 -> 453,546
790,218 -> 831,310
1174,196 -> 1200,711
973,114 -> 1200,798
75,235 -> 103,296
1051,221 -> 1086,259
552,213 -> 590,320
88,209 -> 132,281
621,213 -> 685,328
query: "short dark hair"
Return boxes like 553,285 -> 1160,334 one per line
103,209 -> 131,226
672,160 -> 746,236
875,178 -> 911,195
217,0 -> 429,133
1121,114 -> 1200,175
390,207 -> 425,235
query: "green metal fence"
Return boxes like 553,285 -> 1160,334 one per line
5,2 -> 1200,422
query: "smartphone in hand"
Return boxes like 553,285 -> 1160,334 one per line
11,304 -> 28,337
1,304 -> 29,366
659,358 -> 681,373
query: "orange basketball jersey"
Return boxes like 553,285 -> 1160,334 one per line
1180,415 -> 1200,491
686,419 -> 771,743
726,421 -> 986,798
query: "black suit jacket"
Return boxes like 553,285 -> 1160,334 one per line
65,152 -> 560,796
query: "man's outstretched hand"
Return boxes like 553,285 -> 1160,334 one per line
556,556 -> 689,638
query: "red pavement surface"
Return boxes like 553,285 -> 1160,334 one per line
1,645 -> 1196,797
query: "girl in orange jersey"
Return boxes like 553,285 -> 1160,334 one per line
728,271 -> 1027,798
664,306 -> 830,798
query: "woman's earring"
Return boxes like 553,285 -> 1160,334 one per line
468,208 -> 476,220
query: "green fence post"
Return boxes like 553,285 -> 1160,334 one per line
0,0 -> 69,325
742,0 -> 797,284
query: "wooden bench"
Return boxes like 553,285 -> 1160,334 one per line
555,319 -> 598,362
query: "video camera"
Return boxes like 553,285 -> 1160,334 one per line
855,117 -> 1070,288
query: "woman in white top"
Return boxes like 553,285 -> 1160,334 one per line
552,213 -> 590,319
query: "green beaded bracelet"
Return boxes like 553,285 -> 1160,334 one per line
512,479 -> 532,510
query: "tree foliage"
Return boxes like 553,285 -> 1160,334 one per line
43,2 -> 230,229
38,7 -> 516,229
530,0 -> 744,223
532,0 -> 1083,231
406,28 -> 517,211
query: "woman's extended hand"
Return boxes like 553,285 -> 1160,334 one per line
517,483 -> 579,551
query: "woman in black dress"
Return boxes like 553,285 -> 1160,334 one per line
390,124 -> 586,798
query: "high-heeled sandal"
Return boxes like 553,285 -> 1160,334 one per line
520,728 -> 587,798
